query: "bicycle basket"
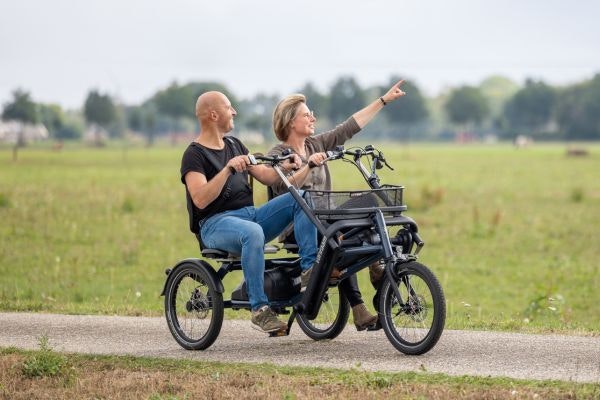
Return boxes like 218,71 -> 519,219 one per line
304,184 -> 405,219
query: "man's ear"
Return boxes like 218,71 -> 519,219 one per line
210,110 -> 218,120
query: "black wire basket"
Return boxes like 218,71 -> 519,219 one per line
304,184 -> 406,219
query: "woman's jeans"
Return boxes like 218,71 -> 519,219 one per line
200,192 -> 317,310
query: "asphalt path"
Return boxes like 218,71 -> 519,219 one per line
1,312 -> 598,383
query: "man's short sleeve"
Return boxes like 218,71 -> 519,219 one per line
180,145 -> 206,184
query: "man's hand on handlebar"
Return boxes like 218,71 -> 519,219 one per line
226,155 -> 252,174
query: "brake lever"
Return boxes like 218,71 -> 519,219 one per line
376,150 -> 395,171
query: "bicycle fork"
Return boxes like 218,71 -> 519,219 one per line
374,210 -> 406,306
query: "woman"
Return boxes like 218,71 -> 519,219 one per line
268,80 -> 406,330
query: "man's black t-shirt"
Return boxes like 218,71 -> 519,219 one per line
180,137 -> 253,233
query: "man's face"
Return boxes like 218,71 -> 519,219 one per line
214,95 -> 237,133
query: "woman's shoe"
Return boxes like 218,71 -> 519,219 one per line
352,303 -> 378,331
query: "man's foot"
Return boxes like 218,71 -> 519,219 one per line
300,267 -> 313,292
251,305 -> 287,333
352,303 -> 378,331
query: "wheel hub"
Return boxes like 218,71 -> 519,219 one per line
185,288 -> 210,318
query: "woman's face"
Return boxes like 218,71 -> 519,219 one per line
290,103 -> 316,138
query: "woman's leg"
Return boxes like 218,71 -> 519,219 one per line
339,275 -> 363,307
339,274 -> 378,330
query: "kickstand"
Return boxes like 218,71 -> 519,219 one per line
269,309 -> 297,337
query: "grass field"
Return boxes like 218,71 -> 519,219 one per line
1,142 -> 599,333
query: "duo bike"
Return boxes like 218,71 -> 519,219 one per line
162,144 -> 446,355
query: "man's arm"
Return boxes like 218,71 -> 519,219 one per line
185,167 -> 232,210
185,154 -> 252,209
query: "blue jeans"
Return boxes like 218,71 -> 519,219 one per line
200,192 -> 317,310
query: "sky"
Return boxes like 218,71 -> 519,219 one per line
1,0 -> 599,109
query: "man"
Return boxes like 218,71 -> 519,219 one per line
180,91 -> 318,333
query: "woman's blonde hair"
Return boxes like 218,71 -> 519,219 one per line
272,94 -> 306,141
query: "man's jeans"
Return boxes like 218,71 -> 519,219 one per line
200,192 -> 317,310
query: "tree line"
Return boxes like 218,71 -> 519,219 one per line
3,73 -> 600,146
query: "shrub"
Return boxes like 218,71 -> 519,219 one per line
21,336 -> 69,378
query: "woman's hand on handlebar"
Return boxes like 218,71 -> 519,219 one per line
307,152 -> 328,168
281,153 -> 302,172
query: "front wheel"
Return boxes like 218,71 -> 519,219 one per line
164,261 -> 224,350
379,261 -> 445,355
296,285 -> 350,340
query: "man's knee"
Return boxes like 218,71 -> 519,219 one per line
240,224 -> 265,247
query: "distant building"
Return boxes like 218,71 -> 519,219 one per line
0,120 -> 49,144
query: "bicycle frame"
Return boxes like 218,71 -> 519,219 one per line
263,147 -> 425,320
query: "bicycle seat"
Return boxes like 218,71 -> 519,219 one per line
201,244 -> 280,260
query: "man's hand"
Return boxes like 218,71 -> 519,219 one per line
226,155 -> 250,174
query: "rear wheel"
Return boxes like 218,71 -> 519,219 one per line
379,261 -> 445,355
164,261 -> 224,350
296,284 -> 350,340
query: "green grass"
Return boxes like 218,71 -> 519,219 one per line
1,142 -> 599,334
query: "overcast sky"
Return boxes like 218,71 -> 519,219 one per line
1,0 -> 599,109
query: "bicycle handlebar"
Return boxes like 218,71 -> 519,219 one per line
250,152 -> 296,166
316,145 -> 395,171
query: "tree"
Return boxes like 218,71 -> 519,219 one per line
237,93 -> 279,140
38,103 -> 65,137
152,81 -> 237,144
2,89 -> 39,160
479,76 -> 519,116
84,90 -> 117,145
153,81 -> 237,120
555,74 -> 600,140
445,86 -> 489,133
503,79 -> 556,138
328,76 -> 365,123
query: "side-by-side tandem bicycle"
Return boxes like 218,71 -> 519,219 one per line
162,144 -> 446,355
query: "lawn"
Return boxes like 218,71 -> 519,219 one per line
1,142 -> 598,333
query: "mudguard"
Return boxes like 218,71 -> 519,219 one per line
160,258 -> 224,296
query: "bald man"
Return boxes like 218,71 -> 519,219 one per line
180,91 -> 318,333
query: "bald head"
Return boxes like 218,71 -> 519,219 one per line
195,91 -> 237,134
195,91 -> 227,119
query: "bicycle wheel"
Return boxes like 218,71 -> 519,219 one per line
164,261 -> 224,350
379,261 -> 445,355
296,284 -> 350,340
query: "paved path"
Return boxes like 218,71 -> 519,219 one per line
1,312 -> 598,383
